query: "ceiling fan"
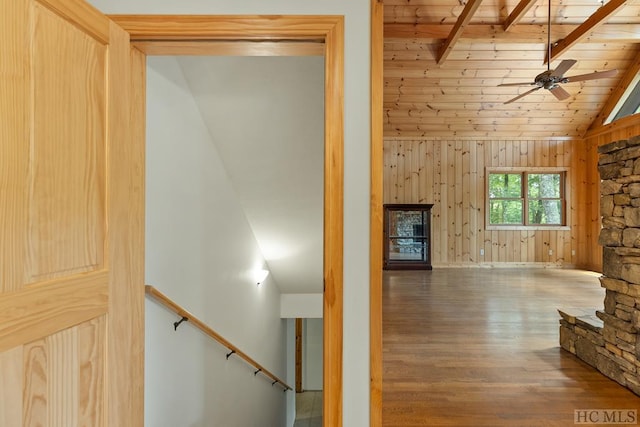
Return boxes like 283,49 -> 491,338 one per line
498,0 -> 618,104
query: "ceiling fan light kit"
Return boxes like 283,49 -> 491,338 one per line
498,0 -> 618,104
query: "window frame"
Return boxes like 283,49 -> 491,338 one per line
485,167 -> 570,231
606,72 -> 640,124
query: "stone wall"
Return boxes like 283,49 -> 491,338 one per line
559,135 -> 640,396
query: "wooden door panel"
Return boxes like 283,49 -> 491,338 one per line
28,2 -> 107,283
1,0 -> 143,425
23,316 -> 106,427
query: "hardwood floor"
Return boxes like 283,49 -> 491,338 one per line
382,268 -> 640,426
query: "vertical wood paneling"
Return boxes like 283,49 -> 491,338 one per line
462,141 -> 471,262
504,141 -> 512,168
534,141 -> 542,165
455,141 -> 463,262
490,230 -> 498,262
423,141 -> 432,204
586,138 -> 601,270
0,347 -> 23,427
399,141 -> 407,200
498,230 -> 507,261
447,142 -> 455,261
520,140 -> 528,167
440,142 -> 449,263
528,140 -> 536,167
410,142 -> 420,201
384,138 -> 583,266
542,230 -> 550,262
562,141 -> 573,264
520,230 -> 528,262
432,141 -> 442,264
383,141 -> 392,202
573,140 -> 585,267
484,141 -> 493,261
534,231 -> 543,262
529,230 -> 537,262
469,141 -> 478,262
478,141 -> 488,262
397,141 -> 405,200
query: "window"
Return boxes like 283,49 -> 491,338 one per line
605,70 -> 640,124
488,171 -> 565,227
611,76 -> 640,122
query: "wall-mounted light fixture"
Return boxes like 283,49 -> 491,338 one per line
255,269 -> 270,286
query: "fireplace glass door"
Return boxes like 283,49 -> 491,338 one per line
384,204 -> 433,270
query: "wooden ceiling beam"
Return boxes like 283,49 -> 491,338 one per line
503,0 -> 538,32
436,0 -> 484,64
588,48 -> 640,131
385,23 -> 640,43
549,0 -> 629,62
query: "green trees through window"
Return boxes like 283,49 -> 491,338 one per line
488,172 -> 564,226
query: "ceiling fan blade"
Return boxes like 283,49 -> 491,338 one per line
549,85 -> 571,101
549,59 -> 577,78
564,69 -> 618,83
498,82 -> 535,87
504,87 -> 541,104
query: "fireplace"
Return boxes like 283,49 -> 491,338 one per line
559,135 -> 640,396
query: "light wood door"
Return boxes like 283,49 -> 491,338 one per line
0,0 -> 144,425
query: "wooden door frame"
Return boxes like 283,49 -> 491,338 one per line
109,15 -> 344,427
295,318 -> 303,393
370,1 -> 385,426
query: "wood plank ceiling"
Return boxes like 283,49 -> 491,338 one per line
384,0 -> 640,138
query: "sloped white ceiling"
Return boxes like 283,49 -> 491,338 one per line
178,56 -> 325,294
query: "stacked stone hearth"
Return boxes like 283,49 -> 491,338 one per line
559,135 -> 640,396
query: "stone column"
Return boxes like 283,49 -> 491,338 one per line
596,135 -> 640,394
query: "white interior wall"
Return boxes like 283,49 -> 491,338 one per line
303,319 -> 324,391
280,294 -> 323,318
178,56 -> 324,296
145,57 -> 287,427
90,1 -> 372,424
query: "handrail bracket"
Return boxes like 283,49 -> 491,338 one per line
173,316 -> 189,331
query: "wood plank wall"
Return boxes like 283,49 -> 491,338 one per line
383,138 -> 594,267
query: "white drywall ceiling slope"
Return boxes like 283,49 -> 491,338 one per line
178,56 -> 324,294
